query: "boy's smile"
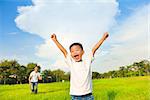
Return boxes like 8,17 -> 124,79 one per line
73,54 -> 82,62
70,45 -> 84,62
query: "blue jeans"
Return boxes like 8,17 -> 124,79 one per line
30,82 -> 38,93
71,93 -> 94,100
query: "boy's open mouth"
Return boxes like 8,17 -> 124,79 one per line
72,54 -> 82,62
74,54 -> 79,59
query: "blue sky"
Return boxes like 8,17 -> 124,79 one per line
117,0 -> 149,21
0,0 -> 44,63
0,0 -> 149,72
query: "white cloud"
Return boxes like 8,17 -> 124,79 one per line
16,1 -> 150,73
51,59 -> 70,71
92,4 -> 150,72
15,0 -> 118,71
15,0 -> 150,73
15,0 -> 118,39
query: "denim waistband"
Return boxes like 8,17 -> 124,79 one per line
71,93 -> 92,97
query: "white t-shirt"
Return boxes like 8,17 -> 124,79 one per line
29,71 -> 41,82
65,52 -> 94,96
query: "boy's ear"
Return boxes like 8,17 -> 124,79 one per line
82,50 -> 85,54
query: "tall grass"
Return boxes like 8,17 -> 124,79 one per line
0,76 -> 149,100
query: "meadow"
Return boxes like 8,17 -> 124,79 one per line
0,76 -> 149,100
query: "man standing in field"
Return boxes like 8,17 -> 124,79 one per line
51,32 -> 109,100
28,66 -> 42,94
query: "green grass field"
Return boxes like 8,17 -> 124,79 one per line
0,76 -> 149,100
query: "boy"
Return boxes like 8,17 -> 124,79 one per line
51,32 -> 109,100
28,66 -> 42,94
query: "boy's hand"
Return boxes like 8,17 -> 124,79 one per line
38,76 -> 42,80
103,32 -> 109,40
51,34 -> 57,41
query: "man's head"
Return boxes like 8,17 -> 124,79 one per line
34,66 -> 39,73
69,43 -> 84,62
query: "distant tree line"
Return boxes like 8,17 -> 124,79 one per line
0,60 -> 70,84
0,59 -> 149,84
92,60 -> 150,79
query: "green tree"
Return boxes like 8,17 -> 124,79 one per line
16,65 -> 27,84
0,60 -> 20,84
92,72 -> 100,79
52,69 -> 65,82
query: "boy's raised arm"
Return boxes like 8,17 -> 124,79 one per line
51,34 -> 68,57
92,32 -> 109,56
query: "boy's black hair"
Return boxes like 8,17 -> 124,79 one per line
69,43 -> 83,51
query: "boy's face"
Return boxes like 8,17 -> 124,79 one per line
34,67 -> 38,72
70,45 -> 84,62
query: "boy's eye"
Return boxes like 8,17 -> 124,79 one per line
71,51 -> 75,54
